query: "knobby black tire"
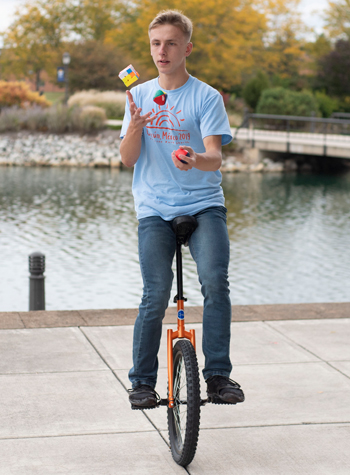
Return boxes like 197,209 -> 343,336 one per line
168,339 -> 201,467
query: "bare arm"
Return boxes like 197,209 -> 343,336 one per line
171,135 -> 222,172
120,91 -> 155,168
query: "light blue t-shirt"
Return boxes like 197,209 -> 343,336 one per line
120,75 -> 232,221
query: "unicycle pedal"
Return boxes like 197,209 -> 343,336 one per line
131,404 -> 159,410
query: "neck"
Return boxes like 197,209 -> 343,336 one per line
158,69 -> 190,91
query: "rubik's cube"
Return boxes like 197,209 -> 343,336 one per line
153,89 -> 167,106
118,64 -> 140,87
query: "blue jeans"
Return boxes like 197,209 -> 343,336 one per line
129,206 -> 232,388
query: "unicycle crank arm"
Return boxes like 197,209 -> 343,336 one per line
159,398 -> 207,407
158,398 -> 169,406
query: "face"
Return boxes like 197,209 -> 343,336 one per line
149,24 -> 192,76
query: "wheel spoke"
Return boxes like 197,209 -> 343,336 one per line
173,355 -> 186,448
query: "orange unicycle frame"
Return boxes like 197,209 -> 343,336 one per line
167,233 -> 196,408
167,300 -> 196,408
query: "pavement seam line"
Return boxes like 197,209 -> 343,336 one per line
77,310 -> 89,326
198,421 -> 350,431
0,369 -> 110,376
0,429 -> 159,441
263,320 -> 350,381
18,312 -> 26,328
78,327 -> 171,450
2,422 -> 350,441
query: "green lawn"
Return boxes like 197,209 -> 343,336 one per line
106,124 -> 122,130
44,92 -> 65,105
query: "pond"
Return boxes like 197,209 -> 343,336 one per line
1,167 -> 350,311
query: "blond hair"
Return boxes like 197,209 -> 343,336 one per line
149,10 -> 193,42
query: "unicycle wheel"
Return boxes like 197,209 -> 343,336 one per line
168,339 -> 201,467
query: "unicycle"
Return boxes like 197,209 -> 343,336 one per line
157,215 -> 205,467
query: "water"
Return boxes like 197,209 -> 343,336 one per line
1,167 -> 350,311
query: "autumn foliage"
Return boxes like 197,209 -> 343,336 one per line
0,81 -> 51,108
0,0 -> 349,107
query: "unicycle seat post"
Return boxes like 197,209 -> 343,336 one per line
171,215 -> 198,343
175,240 -> 184,302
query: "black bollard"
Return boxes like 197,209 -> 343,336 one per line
29,252 -> 45,311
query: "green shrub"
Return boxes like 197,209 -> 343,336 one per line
257,87 -> 319,117
243,71 -> 270,110
314,92 -> 339,118
337,96 -> 350,113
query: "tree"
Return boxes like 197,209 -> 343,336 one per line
324,0 -> 350,39
0,0 -> 123,89
258,0 -> 309,88
112,0 -> 267,91
304,34 -> 332,78
68,41 -> 133,91
317,39 -> 350,96
243,71 -> 270,110
70,0 -> 122,41
306,34 -> 332,60
1,0 -> 73,90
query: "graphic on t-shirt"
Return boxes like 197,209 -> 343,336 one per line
145,101 -> 190,144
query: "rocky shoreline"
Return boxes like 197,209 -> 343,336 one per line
221,155 -> 290,173
0,131 -> 122,168
0,131 -> 289,172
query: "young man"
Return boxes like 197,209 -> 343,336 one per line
120,10 -> 245,408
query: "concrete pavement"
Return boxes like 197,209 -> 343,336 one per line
0,304 -> 349,474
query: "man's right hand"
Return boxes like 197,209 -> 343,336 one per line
127,90 -> 154,131
120,91 -> 155,167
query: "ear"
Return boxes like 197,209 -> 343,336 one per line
185,42 -> 193,57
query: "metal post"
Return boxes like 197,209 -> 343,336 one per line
323,121 -> 327,156
29,252 -> 45,311
62,52 -> 70,105
310,111 -> 315,133
64,65 -> 69,104
243,107 -> 249,125
249,117 -> 255,148
286,119 -> 290,153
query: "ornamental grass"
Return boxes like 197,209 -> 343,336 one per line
0,104 -> 106,134
68,90 -> 126,118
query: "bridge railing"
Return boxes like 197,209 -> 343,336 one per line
234,113 -> 350,155
331,112 -> 350,120
236,113 -> 350,135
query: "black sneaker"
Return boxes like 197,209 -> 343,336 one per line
128,384 -> 160,410
206,376 -> 245,405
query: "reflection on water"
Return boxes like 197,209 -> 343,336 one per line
223,172 -> 350,305
1,167 -> 350,311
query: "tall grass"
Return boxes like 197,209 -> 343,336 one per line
68,90 -> 126,118
0,104 -> 107,134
